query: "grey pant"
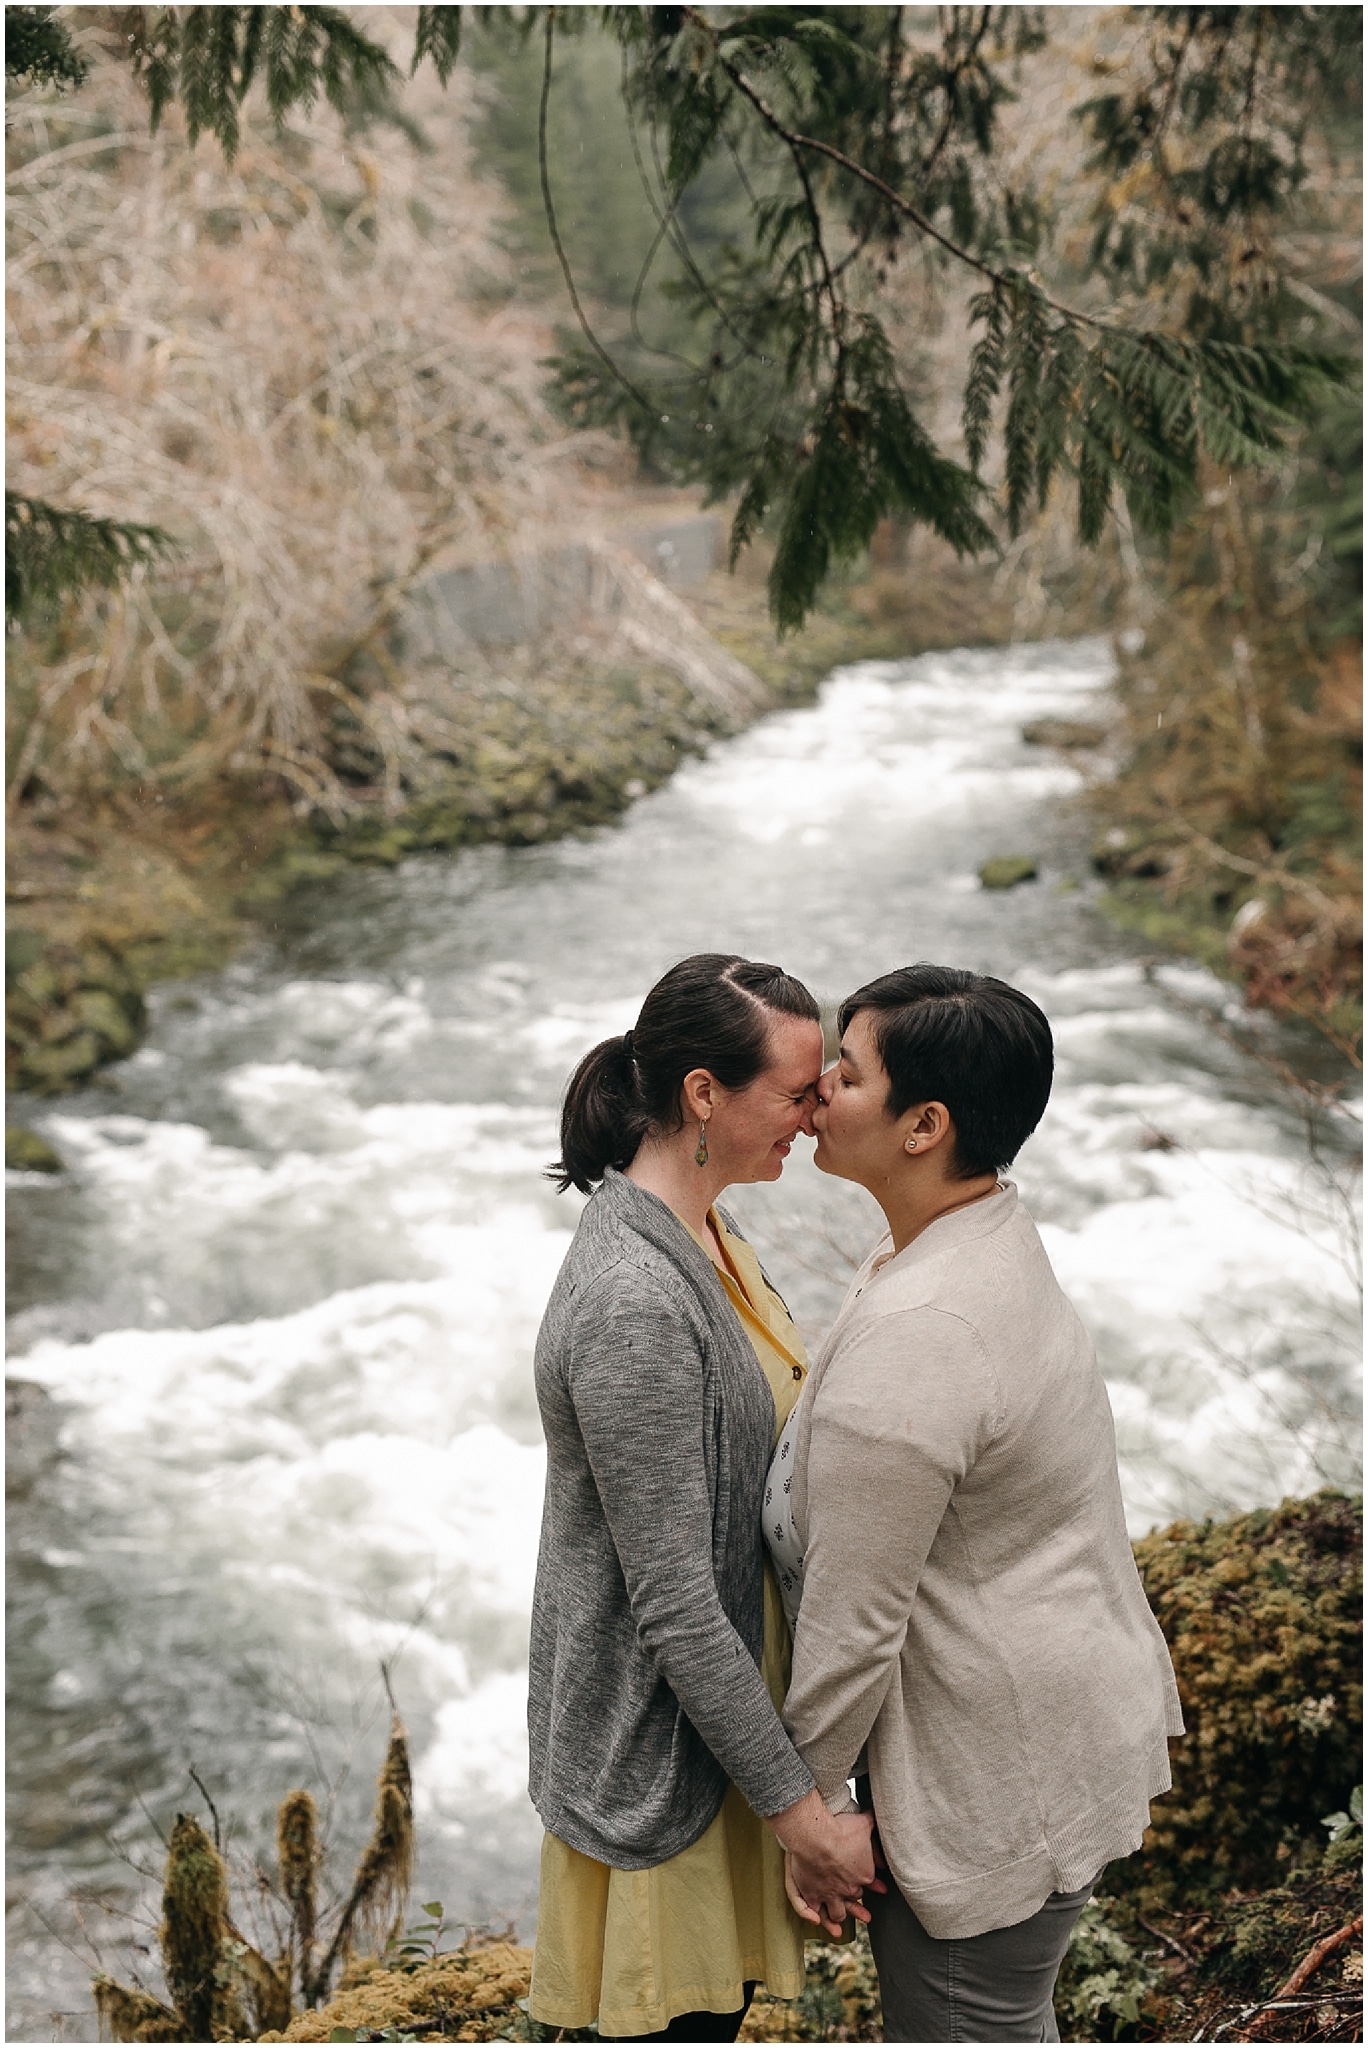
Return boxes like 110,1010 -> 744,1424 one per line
866,1873 -> 1093,2042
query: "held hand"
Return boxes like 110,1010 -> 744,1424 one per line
783,1850 -> 850,1940
768,1790 -> 883,1932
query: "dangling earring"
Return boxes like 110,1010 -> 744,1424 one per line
695,1118 -> 710,1167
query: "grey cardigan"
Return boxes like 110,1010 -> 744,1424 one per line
527,1168 -> 815,1867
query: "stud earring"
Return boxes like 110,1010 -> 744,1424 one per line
695,1119 -> 710,1167
905,1138 -> 917,1151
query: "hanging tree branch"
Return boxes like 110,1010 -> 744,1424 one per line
538,9 -> 651,416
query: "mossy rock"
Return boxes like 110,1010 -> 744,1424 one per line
1022,718 -> 1108,749
68,987 -> 141,1055
1111,1490 -> 1362,1908
17,1029 -> 104,1091
5,1125 -> 63,1173
343,832 -> 414,867
978,854 -> 1039,889
6,933 -> 148,1093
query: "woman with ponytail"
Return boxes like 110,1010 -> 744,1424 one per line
527,954 -> 878,2042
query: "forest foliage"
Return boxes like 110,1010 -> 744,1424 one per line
8,4 -> 1360,637
528,5 -> 1357,629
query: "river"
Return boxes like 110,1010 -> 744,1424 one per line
6,637 -> 1360,2039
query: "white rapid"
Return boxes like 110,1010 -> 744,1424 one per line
7,639 -> 1359,2039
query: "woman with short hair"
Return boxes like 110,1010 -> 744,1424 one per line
769,963 -> 1183,2044
528,953 -> 876,2044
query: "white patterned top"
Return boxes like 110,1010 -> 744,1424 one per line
763,1398 -> 806,1632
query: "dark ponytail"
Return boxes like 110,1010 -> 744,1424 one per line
552,953 -> 820,1194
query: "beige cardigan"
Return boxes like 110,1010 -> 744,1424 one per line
782,1181 -> 1183,1941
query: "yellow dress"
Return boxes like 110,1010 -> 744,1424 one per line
529,1211 -> 810,2038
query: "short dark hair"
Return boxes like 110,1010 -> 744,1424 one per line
553,953 -> 820,1194
837,964 -> 1053,1179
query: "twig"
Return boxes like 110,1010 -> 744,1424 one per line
1277,1916 -> 1363,1999
538,11 -> 651,414
1138,1911 -> 1198,1966
187,1764 -> 223,1852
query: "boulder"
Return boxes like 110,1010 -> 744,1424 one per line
5,1126 -> 63,1173
979,854 -> 1039,889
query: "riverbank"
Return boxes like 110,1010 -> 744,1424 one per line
8,509 -> 1359,1115
1086,478 -> 1362,1067
6,528 -> 1028,1106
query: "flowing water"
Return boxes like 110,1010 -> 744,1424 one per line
7,638 -> 1360,2038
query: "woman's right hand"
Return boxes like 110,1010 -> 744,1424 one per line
767,1789 -> 880,1934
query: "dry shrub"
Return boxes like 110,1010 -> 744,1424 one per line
1092,475 -> 1362,1059
6,13 -> 599,815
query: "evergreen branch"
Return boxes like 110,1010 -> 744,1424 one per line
687,8 -> 1082,318
685,1 -> 1329,371
6,495 -> 176,627
963,283 -> 1007,472
130,5 -> 399,163
632,50 -> 769,368
920,5 -> 992,182
411,6 -> 462,85
5,5 -> 88,90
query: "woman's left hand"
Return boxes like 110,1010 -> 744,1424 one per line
783,1851 -> 871,1939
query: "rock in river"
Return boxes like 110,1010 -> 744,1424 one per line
978,854 -> 1039,890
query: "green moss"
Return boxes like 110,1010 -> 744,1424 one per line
6,938 -> 149,1092
1114,1491 -> 1362,1907
979,854 -> 1040,889
160,1812 -> 247,2040
5,927 -> 45,989
5,1125 -> 63,1172
1094,884 -> 1233,975
18,1028 -> 104,1091
277,1789 -> 319,2002
67,986 -> 139,1054
91,1977 -> 183,2043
